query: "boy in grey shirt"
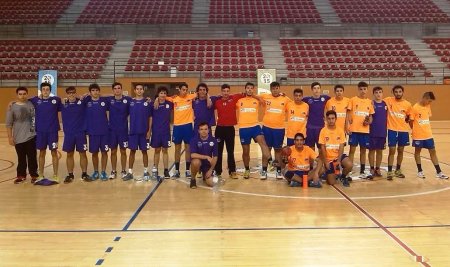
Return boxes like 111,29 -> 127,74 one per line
6,87 -> 39,184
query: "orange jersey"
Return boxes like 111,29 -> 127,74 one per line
319,126 -> 346,161
260,94 -> 291,129
167,94 -> 196,126
285,101 -> 309,139
236,96 -> 260,128
347,96 -> 374,134
325,97 -> 350,130
287,145 -> 318,171
384,97 -> 412,132
410,103 -> 432,140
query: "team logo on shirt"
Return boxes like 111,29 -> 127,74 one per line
87,102 -> 92,107
337,137 -> 341,140
166,104 -> 170,109
325,137 -> 329,141
51,99 -> 56,104
123,99 -> 128,104
209,142 -> 214,146
197,142 -> 203,147
77,100 -> 82,105
101,102 -> 105,106
321,97 -> 325,102
144,102 -> 148,106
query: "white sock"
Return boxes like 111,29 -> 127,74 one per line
144,167 -> 148,173
128,168 -> 133,174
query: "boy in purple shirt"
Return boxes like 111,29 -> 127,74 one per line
368,86 -> 388,179
192,83 -> 217,130
123,84 -> 152,181
83,83 -> 110,181
108,82 -> 131,179
303,82 -> 330,150
189,122 -> 218,189
60,86 -> 90,183
150,86 -> 173,179
29,82 -> 61,182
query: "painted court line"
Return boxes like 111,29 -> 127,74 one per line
333,184 -> 431,267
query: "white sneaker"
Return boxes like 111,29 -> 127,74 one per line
260,170 -> 268,180
417,171 -> 426,179
109,170 -> 117,179
436,172 -> 449,179
359,173 -> 368,179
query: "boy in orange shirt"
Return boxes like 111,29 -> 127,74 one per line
325,84 -> 350,131
346,81 -> 374,179
285,88 -> 309,146
410,92 -> 448,179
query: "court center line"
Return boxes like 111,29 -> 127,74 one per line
332,184 -> 431,267
121,149 -> 184,231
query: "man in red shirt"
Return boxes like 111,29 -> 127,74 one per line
214,84 -> 244,179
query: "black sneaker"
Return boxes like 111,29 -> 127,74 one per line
190,179 -> 197,189
342,177 -> 350,187
81,173 -> 93,182
64,174 -> 74,184
164,170 -> 170,179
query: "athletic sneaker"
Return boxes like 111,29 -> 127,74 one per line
81,173 -> 92,182
341,177 -> 350,187
123,173 -> 133,181
172,170 -> 180,179
417,172 -> 426,179
52,175 -> 60,183
143,172 -> 150,181
260,170 -> 268,180
121,170 -> 127,179
109,170 -> 117,179
91,171 -> 99,181
436,172 -> 449,179
276,169 -> 283,180
387,171 -> 394,181
289,180 -> 301,187
14,176 -> 26,184
359,173 -> 368,179
100,171 -> 108,181
164,170 -> 171,179
243,170 -> 250,179
308,180 -> 322,188
365,172 -> 374,180
185,170 -> 192,178
394,169 -> 405,178
374,169 -> 383,177
230,172 -> 238,179
196,172 -> 203,179
190,178 -> 197,189
31,176 -> 38,184
64,174 -> 74,184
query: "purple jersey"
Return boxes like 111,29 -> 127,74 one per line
303,95 -> 330,129
83,96 -> 109,135
129,98 -> 151,135
150,100 -> 173,135
370,100 -> 388,138
190,134 -> 218,157
193,96 -> 219,129
60,98 -> 86,134
29,96 -> 61,133
108,96 -> 131,134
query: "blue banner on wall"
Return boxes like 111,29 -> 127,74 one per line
38,70 -> 58,96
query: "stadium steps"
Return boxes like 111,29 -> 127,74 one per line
100,40 -> 135,80
405,38 -> 447,80
312,0 -> 341,24
432,0 -> 450,17
58,0 -> 91,24
191,0 -> 210,26
260,39 -> 288,79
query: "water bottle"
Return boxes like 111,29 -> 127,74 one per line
152,166 -> 158,181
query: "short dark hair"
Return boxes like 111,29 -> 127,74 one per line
245,82 -> 254,88
372,86 -> 383,94
88,83 -> 100,91
196,82 -> 209,93
358,81 -> 368,88
334,84 -> 344,91
294,133 -> 305,140
40,82 -> 51,90
311,81 -> 321,89
392,85 -> 404,92
65,86 -> 76,93
16,86 -> 28,94
221,83 -> 230,90
198,122 -> 209,129
134,83 -> 144,89
326,110 -> 337,118
112,82 -> 122,89
179,82 -> 188,89
423,91 -> 435,100
293,88 -> 303,95
157,86 -> 168,95
270,81 -> 280,88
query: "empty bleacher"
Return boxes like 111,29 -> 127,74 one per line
423,38 -> 450,69
77,0 -> 193,24
125,39 -> 264,79
330,0 -> 450,23
281,38 -> 426,79
0,0 -> 72,24
209,0 -> 321,24
0,40 -> 114,80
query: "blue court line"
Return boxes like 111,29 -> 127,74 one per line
95,259 -> 104,265
113,236 -> 121,241
121,149 -> 185,231
1,224 -> 449,233
105,247 -> 113,253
